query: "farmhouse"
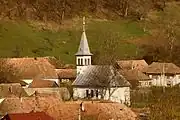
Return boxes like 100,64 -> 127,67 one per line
56,69 -> 76,83
142,62 -> 180,86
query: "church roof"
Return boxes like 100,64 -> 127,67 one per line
72,65 -> 130,88
75,31 -> 93,56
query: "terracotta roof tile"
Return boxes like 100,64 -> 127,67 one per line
0,94 -> 62,115
142,62 -> 180,74
29,79 -> 59,88
116,60 -> 148,71
2,112 -> 54,120
3,57 -> 58,79
119,69 -> 151,81
47,101 -> 137,120
56,69 -> 76,79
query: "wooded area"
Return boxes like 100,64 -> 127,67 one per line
0,0 -> 176,22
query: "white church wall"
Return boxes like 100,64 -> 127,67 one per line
73,87 -> 130,106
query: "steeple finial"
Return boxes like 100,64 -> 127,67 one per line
83,16 -> 85,32
75,16 -> 92,56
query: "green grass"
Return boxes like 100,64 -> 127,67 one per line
0,19 -> 146,64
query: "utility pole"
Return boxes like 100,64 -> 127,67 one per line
162,62 -> 165,93
78,107 -> 81,120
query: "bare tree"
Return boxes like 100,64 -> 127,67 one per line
92,31 -> 121,65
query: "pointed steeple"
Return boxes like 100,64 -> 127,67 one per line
75,17 -> 93,56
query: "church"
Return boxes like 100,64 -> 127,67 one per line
72,17 -> 131,105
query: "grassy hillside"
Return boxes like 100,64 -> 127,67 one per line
0,1 -> 179,65
0,19 -> 146,64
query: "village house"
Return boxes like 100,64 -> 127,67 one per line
55,69 -> 76,83
72,17 -> 131,105
115,59 -> 148,71
119,69 -> 152,89
142,62 -> 180,86
3,57 -> 59,85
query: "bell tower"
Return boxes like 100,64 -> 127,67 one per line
75,17 -> 93,75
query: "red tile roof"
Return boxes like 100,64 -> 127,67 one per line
0,93 -> 62,115
56,69 -> 76,79
142,62 -> 180,74
4,57 -> 58,79
29,79 -> 59,88
2,112 -> 54,120
116,60 -> 148,71
47,101 -> 137,120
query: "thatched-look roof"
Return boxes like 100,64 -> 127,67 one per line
56,69 -> 76,79
120,69 -> 151,81
116,59 -> 148,71
3,57 -> 58,79
47,101 -> 137,120
29,80 -> 59,88
142,62 -> 180,74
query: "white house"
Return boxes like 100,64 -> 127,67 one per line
72,17 -> 131,105
142,62 -> 180,87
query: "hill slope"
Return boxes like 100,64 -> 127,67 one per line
0,19 -> 146,64
0,1 -> 180,65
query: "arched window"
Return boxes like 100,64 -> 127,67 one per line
78,58 -> 80,65
81,58 -> 83,65
85,59 -> 87,65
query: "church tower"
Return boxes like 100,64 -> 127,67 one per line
75,17 -> 93,75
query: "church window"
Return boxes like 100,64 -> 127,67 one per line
88,58 -> 90,65
80,58 -> 83,65
95,90 -> 98,98
86,90 -> 89,98
85,59 -> 87,65
90,90 -> 94,97
78,58 -> 80,65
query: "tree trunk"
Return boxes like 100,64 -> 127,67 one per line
61,0 -> 66,24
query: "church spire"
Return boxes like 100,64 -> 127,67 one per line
75,17 -> 93,56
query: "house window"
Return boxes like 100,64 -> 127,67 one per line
77,58 -> 81,65
149,81 -> 152,86
149,75 -> 152,78
80,58 -> 83,65
152,75 -> 158,79
96,90 -> 98,98
167,75 -> 173,79
145,82 -> 149,86
61,79 -> 69,83
91,90 -> 94,97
